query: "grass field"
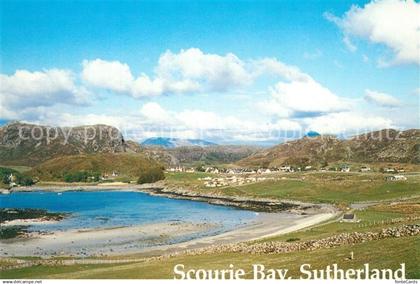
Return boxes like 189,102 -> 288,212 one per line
165,171 -> 420,206
0,165 -> 32,173
2,236 -> 418,279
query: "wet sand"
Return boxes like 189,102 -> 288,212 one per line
0,211 -> 336,258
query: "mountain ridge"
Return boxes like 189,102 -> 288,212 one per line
0,121 -> 142,166
141,137 -> 217,148
238,129 -> 420,167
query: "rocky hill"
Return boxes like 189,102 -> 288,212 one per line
30,153 -> 162,181
238,129 -> 420,167
0,122 -> 142,166
346,129 -> 420,163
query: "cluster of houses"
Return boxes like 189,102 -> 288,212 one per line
166,165 -> 408,184
382,167 -> 405,173
201,165 -> 373,174
166,167 -> 196,173
100,171 -> 119,180
199,176 -> 272,188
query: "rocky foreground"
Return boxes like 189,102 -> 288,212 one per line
180,223 -> 420,256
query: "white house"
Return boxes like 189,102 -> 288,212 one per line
340,166 -> 351,173
386,175 -> 407,181
360,166 -> 371,172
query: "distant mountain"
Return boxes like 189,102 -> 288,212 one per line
141,137 -> 217,148
238,129 -> 420,167
142,145 -> 261,167
0,121 -> 142,166
305,131 -> 321,138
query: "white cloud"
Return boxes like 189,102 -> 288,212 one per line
136,103 -> 303,142
81,48 -> 253,98
82,59 -> 134,92
140,102 -> 171,122
177,110 -> 225,130
305,111 -> 394,134
157,48 -> 252,92
257,100 -> 293,118
267,79 -> 347,117
364,89 -> 401,107
80,49 -> 321,99
303,49 -> 323,60
253,58 -> 312,82
131,76 -> 165,97
326,0 -> 420,65
1,48 -> 401,143
342,35 -> 357,52
362,54 -> 369,62
0,69 -> 91,119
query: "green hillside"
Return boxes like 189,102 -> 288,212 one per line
30,153 -> 163,182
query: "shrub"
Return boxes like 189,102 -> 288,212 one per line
286,237 -> 300,242
63,171 -> 100,183
0,167 -> 34,186
137,167 -> 165,184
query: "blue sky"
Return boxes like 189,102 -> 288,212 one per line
1,0 -> 419,144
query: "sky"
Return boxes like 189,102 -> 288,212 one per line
0,0 -> 419,145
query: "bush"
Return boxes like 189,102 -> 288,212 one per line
195,165 -> 206,172
286,237 -> 300,242
0,167 -> 34,186
63,171 -> 100,183
137,167 -> 165,184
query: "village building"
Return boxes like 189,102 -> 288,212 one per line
341,213 -> 358,223
279,165 -> 291,172
257,168 -> 271,174
340,165 -> 351,172
8,173 -> 17,187
226,169 -> 235,175
385,175 -> 407,181
360,166 -> 371,172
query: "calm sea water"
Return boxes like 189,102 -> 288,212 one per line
0,190 -> 256,234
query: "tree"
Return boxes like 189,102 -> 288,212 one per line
0,167 -> 34,186
195,165 -> 206,172
63,171 -> 99,183
137,167 -> 165,184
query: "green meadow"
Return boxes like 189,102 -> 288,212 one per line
165,171 -> 420,206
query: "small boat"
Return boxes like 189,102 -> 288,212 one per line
57,192 -> 63,195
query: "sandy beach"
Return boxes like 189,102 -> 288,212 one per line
0,210 -> 336,258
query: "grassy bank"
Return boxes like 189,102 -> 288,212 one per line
2,235 -> 418,279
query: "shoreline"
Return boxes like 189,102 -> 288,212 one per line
1,183 -> 339,258
10,182 -> 330,213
